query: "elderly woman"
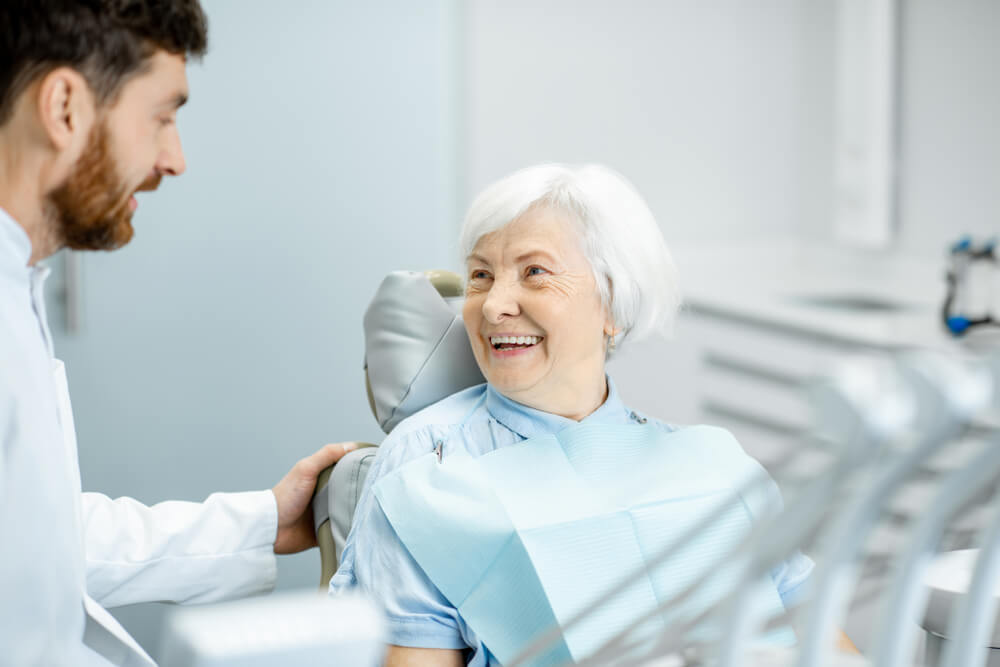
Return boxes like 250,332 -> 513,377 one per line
331,164 -> 813,666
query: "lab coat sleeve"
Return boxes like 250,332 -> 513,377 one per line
82,490 -> 278,608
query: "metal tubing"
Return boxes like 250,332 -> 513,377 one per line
940,501 -> 1000,667
870,438 -> 1000,667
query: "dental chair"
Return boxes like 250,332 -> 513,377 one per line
312,269 -> 484,587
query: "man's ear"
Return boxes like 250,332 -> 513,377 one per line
35,67 -> 95,152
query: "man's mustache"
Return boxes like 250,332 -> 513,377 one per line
135,173 -> 162,193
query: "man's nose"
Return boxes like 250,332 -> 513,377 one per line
156,126 -> 186,176
482,279 -> 520,323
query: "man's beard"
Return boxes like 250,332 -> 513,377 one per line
45,119 -> 160,251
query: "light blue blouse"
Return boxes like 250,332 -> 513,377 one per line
331,378 -> 813,665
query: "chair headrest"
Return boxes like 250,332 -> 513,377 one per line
363,270 -> 485,433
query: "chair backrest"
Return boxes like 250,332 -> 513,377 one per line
314,270 -> 484,588
364,270 -> 484,433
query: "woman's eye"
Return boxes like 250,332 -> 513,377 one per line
470,270 -> 491,280
526,266 -> 548,277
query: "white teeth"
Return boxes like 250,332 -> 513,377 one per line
490,335 -> 541,346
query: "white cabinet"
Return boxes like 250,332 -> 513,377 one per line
609,241 -> 954,484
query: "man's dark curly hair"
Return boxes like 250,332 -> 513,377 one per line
0,0 -> 208,125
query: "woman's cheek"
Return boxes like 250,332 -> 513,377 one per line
543,279 -> 581,301
462,293 -> 483,321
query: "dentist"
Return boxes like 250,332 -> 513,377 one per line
0,1 -> 354,665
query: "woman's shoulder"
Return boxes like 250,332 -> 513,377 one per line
390,383 -> 488,438
369,383 -> 489,476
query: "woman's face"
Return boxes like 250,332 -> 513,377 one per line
463,207 -> 614,419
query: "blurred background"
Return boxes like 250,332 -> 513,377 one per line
44,0 -> 998,659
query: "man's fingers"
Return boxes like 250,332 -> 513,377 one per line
300,442 -> 359,477
271,443 -> 364,552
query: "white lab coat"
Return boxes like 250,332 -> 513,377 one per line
1,210 -> 279,666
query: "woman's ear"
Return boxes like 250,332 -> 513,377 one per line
604,322 -> 620,354
35,67 -> 95,152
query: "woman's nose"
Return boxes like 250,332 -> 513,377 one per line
481,280 -> 520,323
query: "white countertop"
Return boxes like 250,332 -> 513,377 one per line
672,239 -> 967,349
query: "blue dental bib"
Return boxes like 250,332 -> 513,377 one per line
374,422 -> 789,665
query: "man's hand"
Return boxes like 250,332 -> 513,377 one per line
271,442 -> 358,554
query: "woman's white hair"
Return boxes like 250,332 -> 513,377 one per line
460,163 -> 681,355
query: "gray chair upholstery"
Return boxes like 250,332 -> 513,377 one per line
313,445 -> 379,588
313,270 -> 484,588
364,269 -> 484,434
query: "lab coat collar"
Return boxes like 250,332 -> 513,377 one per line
484,375 -> 629,440
31,263 -> 54,356
0,206 -> 32,274
1,206 -> 54,355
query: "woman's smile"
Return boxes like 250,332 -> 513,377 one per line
488,333 -> 544,357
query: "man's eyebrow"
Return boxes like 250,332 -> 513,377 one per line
159,92 -> 188,111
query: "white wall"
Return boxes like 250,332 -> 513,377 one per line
463,0 -> 1000,257
462,0 -> 837,244
48,0 -> 460,658
895,0 -> 1000,255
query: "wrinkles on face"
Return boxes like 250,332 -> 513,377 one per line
462,207 -> 612,420
530,269 -> 593,301
466,229 -> 594,304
